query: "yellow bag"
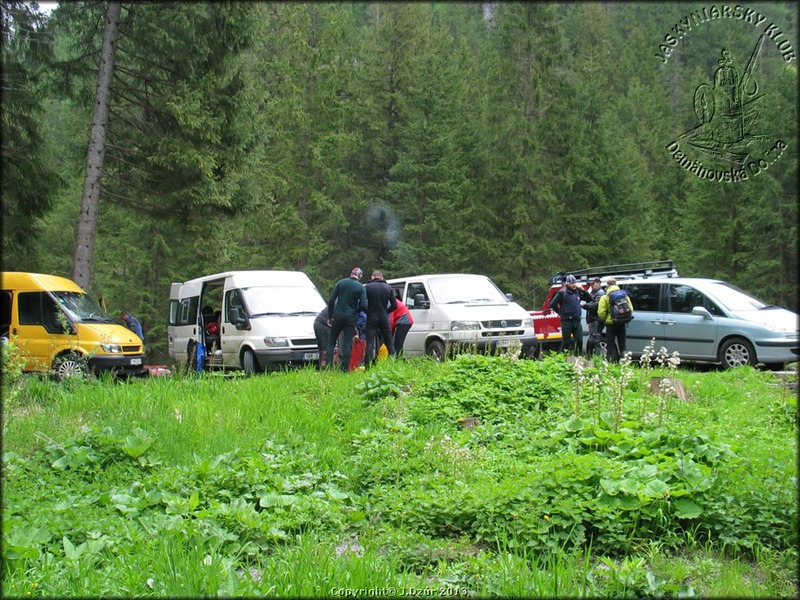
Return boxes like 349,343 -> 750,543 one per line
378,343 -> 389,360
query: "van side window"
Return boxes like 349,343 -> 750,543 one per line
18,292 -> 67,334
175,296 -> 199,326
1,291 -> 11,337
225,289 -> 245,322
666,284 -> 722,316
622,283 -> 659,312
406,283 -> 429,309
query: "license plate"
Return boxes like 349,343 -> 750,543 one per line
497,339 -> 513,347
303,352 -> 319,361
130,358 -> 142,366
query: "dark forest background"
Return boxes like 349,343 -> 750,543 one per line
2,1 -> 797,360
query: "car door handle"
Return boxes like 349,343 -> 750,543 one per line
653,320 -> 676,325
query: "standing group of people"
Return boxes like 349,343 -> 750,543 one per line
548,276 -> 634,362
314,267 -> 414,372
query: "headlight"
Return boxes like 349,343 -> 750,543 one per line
765,323 -> 798,334
101,343 -> 122,353
522,318 -> 533,328
450,321 -> 481,331
264,337 -> 289,347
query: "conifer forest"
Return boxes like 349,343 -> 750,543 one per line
2,1 -> 797,360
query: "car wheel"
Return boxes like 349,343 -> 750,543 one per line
426,340 -> 446,362
718,337 -> 756,369
53,353 -> 88,381
242,348 -> 260,374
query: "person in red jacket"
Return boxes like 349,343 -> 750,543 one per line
389,294 -> 414,357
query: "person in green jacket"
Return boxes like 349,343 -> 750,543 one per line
597,278 -> 634,363
325,267 -> 368,372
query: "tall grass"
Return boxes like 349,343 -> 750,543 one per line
2,355 -> 797,598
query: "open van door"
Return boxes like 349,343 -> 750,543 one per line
168,281 -> 202,365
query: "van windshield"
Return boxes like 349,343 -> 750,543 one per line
242,286 -> 324,317
705,282 -> 768,312
51,291 -> 115,323
428,276 -> 508,304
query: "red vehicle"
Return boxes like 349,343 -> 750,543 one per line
531,260 -> 679,354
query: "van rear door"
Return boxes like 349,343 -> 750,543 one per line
168,281 -> 201,365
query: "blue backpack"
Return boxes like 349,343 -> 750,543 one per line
608,290 -> 633,324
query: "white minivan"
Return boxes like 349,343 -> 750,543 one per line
168,271 -> 325,373
386,273 -> 538,360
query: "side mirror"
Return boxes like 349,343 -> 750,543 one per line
505,293 -> 513,301
229,308 -> 249,329
414,294 -> 430,309
691,306 -> 713,319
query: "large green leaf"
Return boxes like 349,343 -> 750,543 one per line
673,498 -> 703,519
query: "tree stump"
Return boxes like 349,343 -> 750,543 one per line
458,417 -> 481,430
649,376 -> 690,402
567,356 -> 594,368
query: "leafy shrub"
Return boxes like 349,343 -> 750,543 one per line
410,353 -> 573,426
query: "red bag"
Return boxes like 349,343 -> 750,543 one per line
349,338 -> 366,371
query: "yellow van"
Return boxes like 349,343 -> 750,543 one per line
1,272 -> 145,379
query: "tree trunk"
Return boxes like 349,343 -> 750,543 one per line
71,1 -> 121,290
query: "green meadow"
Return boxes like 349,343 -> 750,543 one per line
2,350 -> 797,598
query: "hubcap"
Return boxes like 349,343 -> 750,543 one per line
57,358 -> 85,379
725,344 -> 749,367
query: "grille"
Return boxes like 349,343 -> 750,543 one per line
123,346 -> 141,353
291,338 -> 317,347
482,330 -> 524,338
480,319 -> 522,329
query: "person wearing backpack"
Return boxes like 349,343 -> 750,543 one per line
597,278 -> 634,363
548,274 -> 593,355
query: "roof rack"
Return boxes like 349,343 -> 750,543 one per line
551,259 -> 678,284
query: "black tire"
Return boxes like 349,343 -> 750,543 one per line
718,337 -> 756,369
426,339 -> 446,362
241,348 -> 261,374
53,352 -> 89,381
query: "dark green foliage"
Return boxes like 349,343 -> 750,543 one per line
1,1 -> 63,265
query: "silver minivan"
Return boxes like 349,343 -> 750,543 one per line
616,277 -> 798,368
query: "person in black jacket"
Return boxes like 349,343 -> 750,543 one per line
364,270 -> 397,366
548,275 -> 592,356
584,277 -> 606,357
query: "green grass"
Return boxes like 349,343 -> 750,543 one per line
2,352 -> 797,597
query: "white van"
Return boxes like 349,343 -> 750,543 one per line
386,273 -> 537,360
168,271 -> 325,373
